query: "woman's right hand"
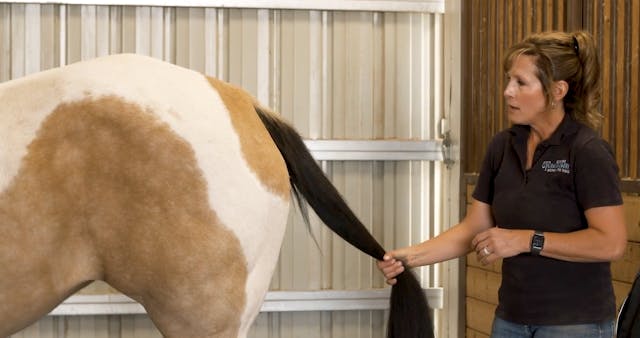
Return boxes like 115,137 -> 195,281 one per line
377,254 -> 406,285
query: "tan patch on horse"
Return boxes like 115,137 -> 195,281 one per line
0,96 -> 247,337
206,77 -> 290,200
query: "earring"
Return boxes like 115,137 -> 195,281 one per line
551,101 -> 556,109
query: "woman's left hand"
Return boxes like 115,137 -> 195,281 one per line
470,227 -> 531,265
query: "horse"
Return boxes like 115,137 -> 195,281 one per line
0,54 -> 432,338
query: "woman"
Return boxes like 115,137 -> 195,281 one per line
378,31 -> 627,338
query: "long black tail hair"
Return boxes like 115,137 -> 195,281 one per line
256,106 -> 434,338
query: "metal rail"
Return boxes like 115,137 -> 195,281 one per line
0,1 -> 444,13
50,288 -> 444,315
305,140 -> 444,161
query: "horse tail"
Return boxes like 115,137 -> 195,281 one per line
255,106 -> 434,338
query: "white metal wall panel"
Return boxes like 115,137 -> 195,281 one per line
1,4 -> 444,337
0,1 -> 445,12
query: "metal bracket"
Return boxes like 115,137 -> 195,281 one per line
439,118 -> 455,168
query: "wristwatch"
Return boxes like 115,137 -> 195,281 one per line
530,231 -> 545,255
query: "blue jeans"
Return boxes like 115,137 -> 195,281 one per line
490,316 -> 615,338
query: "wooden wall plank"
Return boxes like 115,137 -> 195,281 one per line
611,242 -> 640,283
613,280 -> 632,312
534,0 -> 543,32
466,267 -> 500,304
466,252 -> 502,274
624,195 -> 640,242
466,297 -> 496,336
466,328 -> 490,338
615,1 -> 627,176
556,0 -> 565,28
632,0 -> 640,178
601,2 -> 613,141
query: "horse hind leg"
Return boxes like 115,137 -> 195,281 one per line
100,218 -> 250,338
0,238 -> 101,337
109,260 -> 248,338
142,291 -> 245,338
0,280 -> 94,337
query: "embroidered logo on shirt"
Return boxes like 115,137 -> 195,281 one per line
541,159 -> 570,174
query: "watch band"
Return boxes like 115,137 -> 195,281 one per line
530,231 -> 545,256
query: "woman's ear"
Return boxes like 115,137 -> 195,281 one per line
553,80 -> 569,101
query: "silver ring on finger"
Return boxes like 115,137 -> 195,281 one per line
482,247 -> 491,256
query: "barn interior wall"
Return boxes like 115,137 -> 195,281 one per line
1,3 -> 448,337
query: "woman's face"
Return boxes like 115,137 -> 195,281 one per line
503,55 -> 548,125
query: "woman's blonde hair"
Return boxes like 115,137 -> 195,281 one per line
503,31 -> 602,129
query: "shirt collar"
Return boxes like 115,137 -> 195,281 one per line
508,114 -> 580,146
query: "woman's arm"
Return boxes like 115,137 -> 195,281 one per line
540,205 -> 627,262
470,204 -> 627,265
378,199 -> 494,285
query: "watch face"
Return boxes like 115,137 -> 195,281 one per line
532,234 -> 544,249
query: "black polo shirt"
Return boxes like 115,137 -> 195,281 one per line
473,114 -> 622,325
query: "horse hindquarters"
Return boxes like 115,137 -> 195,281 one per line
80,70 -> 291,337
73,87 -> 291,337
0,54 -> 292,337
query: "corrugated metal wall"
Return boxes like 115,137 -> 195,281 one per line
1,3 -> 445,337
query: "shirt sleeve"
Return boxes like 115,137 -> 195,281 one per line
574,138 -> 623,210
472,131 -> 509,204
